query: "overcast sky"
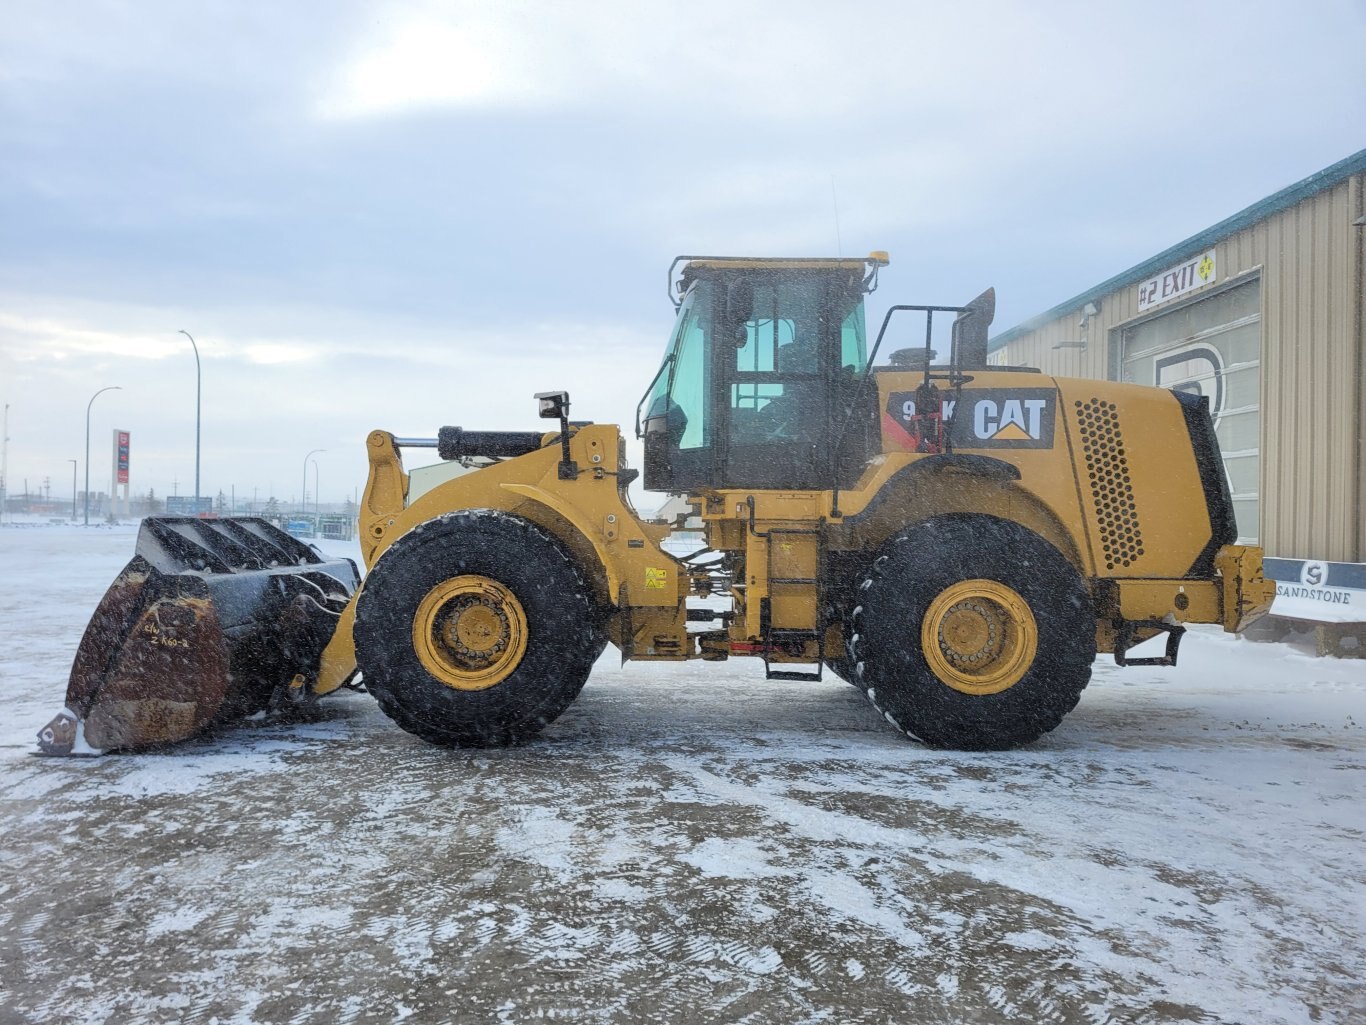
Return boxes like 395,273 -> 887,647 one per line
2,1 -> 1363,511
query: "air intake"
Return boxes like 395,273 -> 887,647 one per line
1075,399 -> 1144,570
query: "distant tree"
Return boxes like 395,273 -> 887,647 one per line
216,490 -> 228,515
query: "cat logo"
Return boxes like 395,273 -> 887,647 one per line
885,388 -> 1057,450
973,398 -> 1049,441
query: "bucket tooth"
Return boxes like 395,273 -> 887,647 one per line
36,707 -> 103,757
39,517 -> 360,755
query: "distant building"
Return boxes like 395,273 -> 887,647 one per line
653,494 -> 701,528
990,149 -> 1366,568
654,494 -> 705,558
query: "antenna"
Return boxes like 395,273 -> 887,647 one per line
831,175 -> 843,255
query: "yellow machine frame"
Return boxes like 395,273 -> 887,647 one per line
304,371 -> 1273,699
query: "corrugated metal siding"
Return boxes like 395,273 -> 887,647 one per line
1357,174 -> 1366,561
991,175 -> 1365,562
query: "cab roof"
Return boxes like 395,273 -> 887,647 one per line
678,251 -> 887,273
668,251 -> 889,307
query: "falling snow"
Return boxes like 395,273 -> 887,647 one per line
1,523 -> 1363,1024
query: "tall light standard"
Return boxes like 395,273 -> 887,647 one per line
68,459 -> 77,520
85,386 -> 121,526
302,449 -> 324,519
178,330 -> 201,516
312,458 -> 321,520
0,403 -> 8,526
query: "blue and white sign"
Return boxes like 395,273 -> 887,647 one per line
165,496 -> 214,516
1263,558 -> 1366,623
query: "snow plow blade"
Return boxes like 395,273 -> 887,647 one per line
37,517 -> 360,756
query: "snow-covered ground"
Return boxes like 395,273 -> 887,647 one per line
1,523 -> 1363,1024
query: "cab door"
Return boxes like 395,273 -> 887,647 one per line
720,277 -> 830,489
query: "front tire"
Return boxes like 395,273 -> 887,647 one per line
851,515 -> 1094,750
354,510 -> 598,747
824,652 -> 858,686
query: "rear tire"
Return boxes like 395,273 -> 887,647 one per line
824,578 -> 864,686
851,515 -> 1094,750
355,510 -> 598,748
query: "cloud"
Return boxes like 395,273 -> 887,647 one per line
318,11 -> 537,118
2,0 -> 1364,510
0,291 -> 664,503
238,342 -> 315,366
0,312 -> 184,362
314,1 -> 1011,124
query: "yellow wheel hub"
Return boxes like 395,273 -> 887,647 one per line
413,575 -> 528,691
922,579 -> 1037,695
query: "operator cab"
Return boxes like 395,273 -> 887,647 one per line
639,253 -> 887,492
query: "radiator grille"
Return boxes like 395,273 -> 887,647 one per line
1075,398 -> 1143,570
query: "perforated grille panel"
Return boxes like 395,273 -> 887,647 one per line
1075,398 -> 1143,570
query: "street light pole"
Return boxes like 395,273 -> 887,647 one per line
302,449 -> 324,519
84,386 -> 121,526
68,459 -> 77,520
312,459 -> 320,520
178,330 -> 201,516
0,403 -> 8,526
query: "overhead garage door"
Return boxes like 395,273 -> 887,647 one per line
1118,277 -> 1261,543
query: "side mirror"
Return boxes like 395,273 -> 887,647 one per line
664,400 -> 688,446
536,391 -> 570,420
726,278 -> 755,325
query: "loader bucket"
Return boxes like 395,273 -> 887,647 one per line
37,517 -> 360,756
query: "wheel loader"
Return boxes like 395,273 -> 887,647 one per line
39,252 -> 1276,756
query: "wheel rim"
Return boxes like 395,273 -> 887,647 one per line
921,579 -> 1038,695
412,575 -> 528,691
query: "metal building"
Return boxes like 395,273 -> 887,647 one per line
989,149 -> 1366,572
